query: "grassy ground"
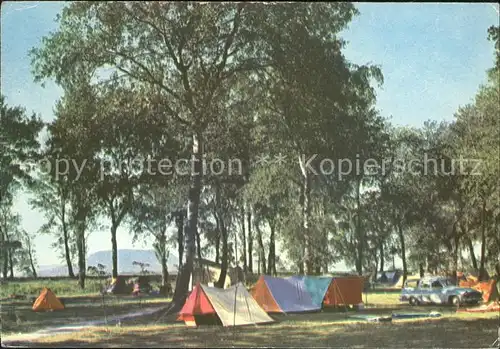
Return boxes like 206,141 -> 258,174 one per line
2,280 -> 498,348
0,279 -> 105,299
1,294 -> 171,336
6,311 -> 499,348
0,278 -> 168,299
362,290 -> 400,307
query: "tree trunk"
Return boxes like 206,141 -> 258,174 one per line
426,255 -> 433,274
267,221 -> 275,276
302,169 -> 312,275
62,208 -> 75,278
111,225 -> 118,279
247,209 -> 253,274
157,228 -> 169,289
419,263 -> 425,278
465,235 -> 478,271
2,254 -> 7,279
397,221 -> 407,286
452,227 -> 460,284
298,180 -> 305,276
241,205 -> 247,273
355,178 -> 363,276
479,200 -> 487,281
214,183 -> 228,289
216,216 -> 228,288
172,132 -> 202,308
1,227 -> 7,279
161,251 -> 169,290
27,237 -> 37,278
379,243 -> 384,272
196,228 -> 202,261
76,224 -> 86,289
176,211 -> 184,270
234,221 -> 238,269
8,248 -> 14,279
214,211 -> 221,264
461,220 -> 478,271
255,222 -> 266,275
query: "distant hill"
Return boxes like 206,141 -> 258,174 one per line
38,249 -> 179,277
38,265 -> 72,277
87,249 -> 179,275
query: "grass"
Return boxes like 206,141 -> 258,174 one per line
0,279 -> 105,299
362,290 -> 400,307
0,278 -> 169,299
2,278 -> 499,348
1,294 -> 171,336
8,311 -> 499,348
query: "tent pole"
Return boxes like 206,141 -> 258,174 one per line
365,279 -> 368,307
233,283 -> 238,338
242,283 -> 256,327
335,281 -> 349,318
234,283 -> 238,327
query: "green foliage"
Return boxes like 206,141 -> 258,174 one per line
0,95 -> 44,205
132,261 -> 150,275
2,4 -> 494,284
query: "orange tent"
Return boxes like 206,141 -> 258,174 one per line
323,276 -> 364,307
472,279 -> 499,303
459,279 -> 478,288
457,301 -> 500,313
251,276 -> 282,313
32,288 -> 65,312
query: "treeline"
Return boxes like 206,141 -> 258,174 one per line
1,3 -> 498,309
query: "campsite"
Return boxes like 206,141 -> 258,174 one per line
1,2 -> 500,348
2,274 -> 500,347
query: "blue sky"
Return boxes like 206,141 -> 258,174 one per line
1,2 -> 499,268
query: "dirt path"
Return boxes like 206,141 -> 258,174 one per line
2,305 -> 167,345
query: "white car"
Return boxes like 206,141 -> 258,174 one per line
400,276 -> 482,306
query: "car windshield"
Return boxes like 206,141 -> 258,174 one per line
439,279 -> 453,286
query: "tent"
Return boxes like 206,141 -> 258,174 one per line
106,275 -> 132,295
287,276 -> 332,308
178,282 -> 274,327
132,275 -> 152,295
383,271 -> 402,284
376,272 -> 388,283
32,288 -> 65,312
251,275 -> 320,313
394,274 -> 421,289
192,259 -> 232,289
287,275 -> 364,308
472,279 -> 499,303
457,301 -> 500,313
323,276 -> 364,307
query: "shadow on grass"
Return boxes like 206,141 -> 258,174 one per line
1,295 -> 171,336
7,317 -> 499,348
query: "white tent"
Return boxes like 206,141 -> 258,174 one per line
178,282 -> 274,327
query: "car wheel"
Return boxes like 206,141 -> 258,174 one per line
450,296 -> 460,306
409,297 -> 419,306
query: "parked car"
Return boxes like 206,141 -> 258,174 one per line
400,276 -> 482,306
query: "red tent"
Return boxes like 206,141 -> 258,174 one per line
178,283 -> 217,326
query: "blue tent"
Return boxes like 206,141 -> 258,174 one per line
287,276 -> 333,308
256,275 -> 321,313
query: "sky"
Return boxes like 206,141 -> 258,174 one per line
1,2 -> 499,269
